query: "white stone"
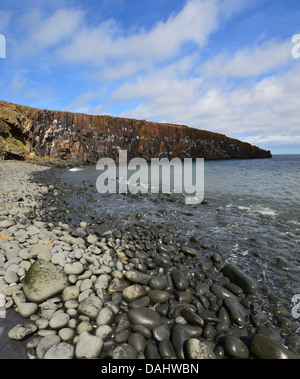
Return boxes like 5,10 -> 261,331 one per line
61,286 -> 80,302
64,262 -> 84,275
4,270 -> 18,284
8,323 -> 37,341
49,313 -> 70,330
17,302 -> 38,318
0,220 -> 15,228
44,342 -> 75,359
78,296 -> 102,320
51,252 -> 66,265
58,328 -> 76,342
75,331 -> 103,359
36,335 -> 61,359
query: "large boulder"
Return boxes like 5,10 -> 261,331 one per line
23,260 -> 69,303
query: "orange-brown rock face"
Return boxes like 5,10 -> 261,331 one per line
0,100 -> 272,163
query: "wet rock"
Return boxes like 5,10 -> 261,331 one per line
124,270 -> 151,285
250,334 -> 296,359
152,324 -> 171,342
148,275 -> 168,290
181,246 -> 197,257
171,328 -> 190,359
181,308 -> 204,327
128,332 -> 146,353
159,339 -> 177,359
223,335 -> 249,359
224,297 -> 247,326
128,307 -> 162,330
222,264 -> 257,295
153,254 -> 172,269
147,290 -> 170,304
171,270 -> 189,291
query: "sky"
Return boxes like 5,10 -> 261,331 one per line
0,0 -> 300,155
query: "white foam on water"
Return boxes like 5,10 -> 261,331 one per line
227,204 -> 277,217
69,168 -> 84,172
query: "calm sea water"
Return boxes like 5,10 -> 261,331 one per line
60,155 -> 300,301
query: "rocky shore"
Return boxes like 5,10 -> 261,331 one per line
0,160 -> 299,360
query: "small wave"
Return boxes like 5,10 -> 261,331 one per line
227,204 -> 277,217
69,168 -> 84,172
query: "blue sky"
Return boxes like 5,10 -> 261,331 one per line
1,0 -> 300,154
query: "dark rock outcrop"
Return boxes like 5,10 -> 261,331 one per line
0,100 -> 272,164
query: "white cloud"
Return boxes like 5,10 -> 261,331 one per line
201,39 -> 293,78
114,55 -> 300,152
3,0 -> 299,154
14,8 -> 84,57
0,10 -> 11,32
56,0 -> 245,80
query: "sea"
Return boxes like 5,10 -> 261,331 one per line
59,155 -> 300,305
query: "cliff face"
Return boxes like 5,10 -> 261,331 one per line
0,100 -> 272,163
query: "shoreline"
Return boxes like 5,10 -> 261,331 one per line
0,160 -> 299,360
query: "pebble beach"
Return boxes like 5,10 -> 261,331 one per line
0,160 -> 299,360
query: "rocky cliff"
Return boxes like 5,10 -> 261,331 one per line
0,100 -> 272,164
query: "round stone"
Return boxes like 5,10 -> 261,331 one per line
36,335 -> 61,359
17,302 -> 38,318
44,342 -> 75,359
122,284 -> 147,303
171,270 -> 189,291
148,275 -> 168,290
185,338 -> 217,359
250,334 -> 296,359
61,286 -> 80,302
223,335 -> 249,359
78,297 -> 103,320
147,290 -> 170,304
4,270 -> 18,284
75,331 -> 104,359
128,307 -> 162,330
58,328 -> 76,342
112,343 -> 137,359
8,323 -> 38,341
96,307 -> 114,326
128,333 -> 146,353
49,313 -> 70,330
152,324 -> 170,342
64,262 -> 84,275
23,260 -> 69,303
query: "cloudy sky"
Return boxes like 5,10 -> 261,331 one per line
0,0 -> 300,154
